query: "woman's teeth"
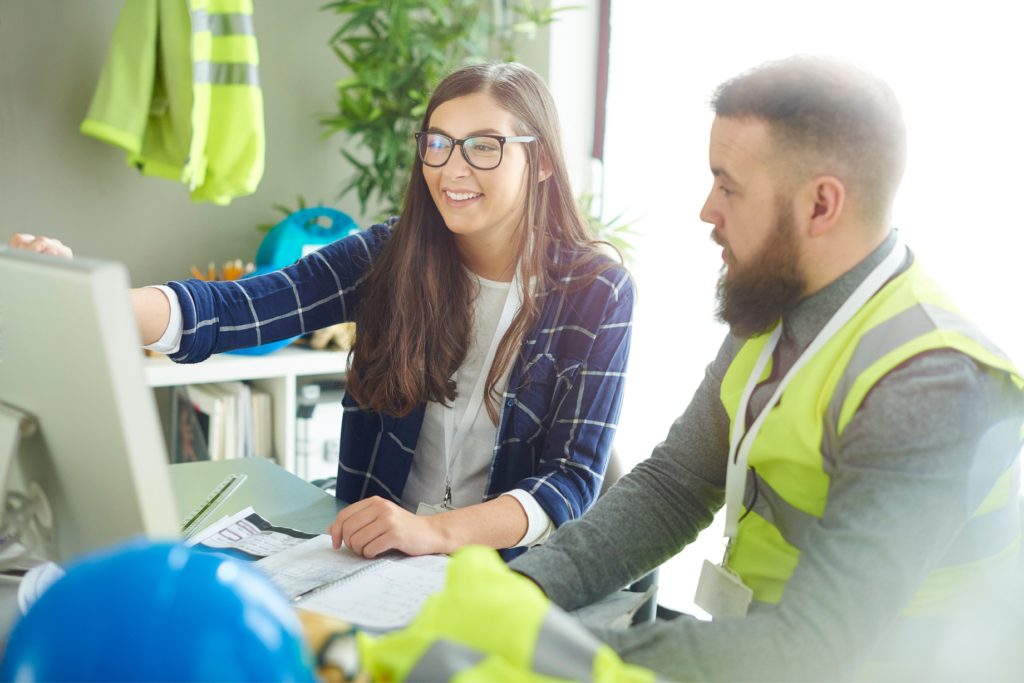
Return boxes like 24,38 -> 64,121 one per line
445,191 -> 481,201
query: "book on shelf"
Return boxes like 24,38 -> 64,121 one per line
180,382 -> 274,462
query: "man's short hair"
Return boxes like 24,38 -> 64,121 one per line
712,56 -> 907,226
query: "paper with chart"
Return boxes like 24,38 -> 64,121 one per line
185,507 -> 317,559
253,534 -> 450,629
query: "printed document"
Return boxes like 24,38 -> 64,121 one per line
186,507 -> 317,559
254,535 -> 449,630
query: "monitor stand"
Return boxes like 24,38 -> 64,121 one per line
0,402 -> 53,565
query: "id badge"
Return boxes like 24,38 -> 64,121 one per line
416,502 -> 454,516
693,559 -> 753,620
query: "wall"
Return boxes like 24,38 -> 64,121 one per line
0,1 -> 600,288
0,0 -> 373,287
547,0 -> 600,198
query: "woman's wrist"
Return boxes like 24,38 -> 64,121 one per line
423,496 -> 529,554
424,512 -> 461,555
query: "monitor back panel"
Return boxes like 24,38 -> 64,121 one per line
0,249 -> 178,562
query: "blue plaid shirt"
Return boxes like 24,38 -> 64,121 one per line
168,221 -> 634,557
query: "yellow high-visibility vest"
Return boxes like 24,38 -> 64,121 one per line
80,0 -> 264,205
720,251 -> 1023,670
358,546 -> 656,683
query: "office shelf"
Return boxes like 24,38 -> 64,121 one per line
145,346 -> 348,475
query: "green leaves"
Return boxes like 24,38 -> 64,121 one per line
256,195 -> 324,231
577,193 -> 641,265
322,1 -> 580,217
322,0 -> 489,215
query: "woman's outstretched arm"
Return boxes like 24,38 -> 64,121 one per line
9,233 -> 172,345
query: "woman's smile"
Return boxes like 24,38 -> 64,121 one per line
443,188 -> 484,207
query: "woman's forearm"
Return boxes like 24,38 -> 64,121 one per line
130,287 -> 172,346
431,495 -> 530,553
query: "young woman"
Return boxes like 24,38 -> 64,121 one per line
12,62 -> 634,561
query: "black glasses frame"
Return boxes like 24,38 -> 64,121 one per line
414,132 -> 537,170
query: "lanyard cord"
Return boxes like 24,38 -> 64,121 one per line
722,233 -> 907,556
441,271 -> 523,507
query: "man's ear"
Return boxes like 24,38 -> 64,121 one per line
538,149 -> 554,183
800,175 -> 846,237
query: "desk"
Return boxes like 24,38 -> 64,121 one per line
171,457 -> 346,536
0,458 -> 346,651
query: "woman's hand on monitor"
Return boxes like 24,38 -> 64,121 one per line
9,234 -> 73,259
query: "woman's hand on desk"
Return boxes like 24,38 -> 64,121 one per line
329,495 -> 531,558
329,496 -> 447,558
9,234 -> 73,259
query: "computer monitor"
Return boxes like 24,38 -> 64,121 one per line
0,247 -> 178,564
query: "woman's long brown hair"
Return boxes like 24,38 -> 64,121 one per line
346,62 -> 620,425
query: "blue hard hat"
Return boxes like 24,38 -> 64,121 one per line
1,539 -> 315,682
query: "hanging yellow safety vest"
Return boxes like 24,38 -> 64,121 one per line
80,0 -> 264,205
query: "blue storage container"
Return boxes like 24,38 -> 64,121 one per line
227,208 -> 361,356
255,207 -> 360,269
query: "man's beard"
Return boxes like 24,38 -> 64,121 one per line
713,203 -> 806,338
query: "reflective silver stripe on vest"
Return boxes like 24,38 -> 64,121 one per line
406,639 -> 485,681
207,13 -> 255,35
191,8 -> 209,33
745,456 -> 1020,565
743,468 -> 817,551
193,61 -> 260,86
532,607 -> 601,681
828,303 -> 1010,440
191,9 -> 255,36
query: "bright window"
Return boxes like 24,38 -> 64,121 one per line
602,0 -> 1024,617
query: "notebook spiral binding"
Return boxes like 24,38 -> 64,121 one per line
292,558 -> 390,603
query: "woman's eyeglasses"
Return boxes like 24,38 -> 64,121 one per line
415,132 -> 536,170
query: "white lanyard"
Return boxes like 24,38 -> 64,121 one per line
722,233 -> 907,552
440,270 -> 523,508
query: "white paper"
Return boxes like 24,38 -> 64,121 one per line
394,553 -> 450,573
185,507 -> 254,547
186,507 -> 317,559
254,535 -> 451,629
254,535 -> 388,599
299,560 -> 448,630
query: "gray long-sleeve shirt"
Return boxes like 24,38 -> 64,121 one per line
509,231 -> 1024,681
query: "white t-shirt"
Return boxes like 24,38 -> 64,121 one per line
144,276 -> 554,547
397,272 -> 553,547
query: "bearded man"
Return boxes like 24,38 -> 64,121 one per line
506,57 -> 1024,680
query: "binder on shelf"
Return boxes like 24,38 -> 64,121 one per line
167,386 -> 210,463
186,384 -> 225,460
251,388 -> 273,460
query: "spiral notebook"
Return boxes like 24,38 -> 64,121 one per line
253,535 -> 449,630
